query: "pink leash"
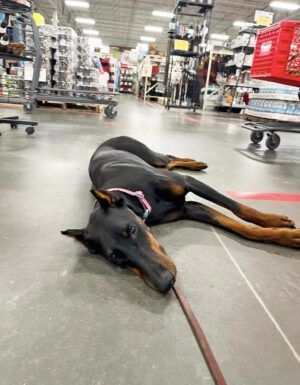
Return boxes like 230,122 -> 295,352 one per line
107,188 -> 152,221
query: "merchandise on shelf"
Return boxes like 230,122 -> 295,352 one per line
245,82 -> 300,122
138,54 -> 166,99
286,25 -> 300,77
76,36 -> 103,92
53,27 -> 78,93
210,27 -> 262,111
25,25 -> 117,95
25,24 -> 58,92
119,65 -> 134,93
0,66 -> 24,97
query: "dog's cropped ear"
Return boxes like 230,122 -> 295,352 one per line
61,228 -> 85,243
90,189 -> 123,209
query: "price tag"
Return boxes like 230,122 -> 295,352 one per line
174,39 -> 189,52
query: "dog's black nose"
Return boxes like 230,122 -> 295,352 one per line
156,270 -> 175,293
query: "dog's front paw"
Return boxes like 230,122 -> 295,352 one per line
261,214 -> 295,229
275,228 -> 300,248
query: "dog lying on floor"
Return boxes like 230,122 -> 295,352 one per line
62,136 -> 299,293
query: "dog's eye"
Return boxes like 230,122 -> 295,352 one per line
129,225 -> 137,236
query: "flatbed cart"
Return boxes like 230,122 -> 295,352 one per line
33,88 -> 119,118
0,1 -> 40,135
242,120 -> 300,150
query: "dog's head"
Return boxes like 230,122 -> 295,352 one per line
62,189 -> 176,293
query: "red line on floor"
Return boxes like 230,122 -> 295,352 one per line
107,121 -> 127,126
183,115 -> 199,123
227,191 -> 300,202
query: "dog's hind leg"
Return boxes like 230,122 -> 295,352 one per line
184,201 -> 300,248
100,136 -> 207,171
185,176 -> 296,229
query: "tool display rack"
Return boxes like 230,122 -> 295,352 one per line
164,0 -> 214,111
0,0 -> 39,135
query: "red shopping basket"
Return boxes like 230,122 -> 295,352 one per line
251,21 -> 300,87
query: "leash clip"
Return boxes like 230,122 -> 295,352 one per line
142,209 -> 149,222
143,209 -> 150,222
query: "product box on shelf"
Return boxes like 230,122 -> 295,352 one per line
246,81 -> 300,122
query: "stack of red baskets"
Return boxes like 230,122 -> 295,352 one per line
251,20 -> 300,87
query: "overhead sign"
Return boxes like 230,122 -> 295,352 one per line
254,10 -> 274,27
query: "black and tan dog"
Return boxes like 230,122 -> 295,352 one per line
62,136 -> 299,293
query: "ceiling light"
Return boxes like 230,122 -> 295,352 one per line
145,26 -> 163,33
270,1 -> 300,10
65,1 -> 90,8
83,29 -> 99,35
88,38 -> 102,46
152,10 -> 174,18
211,33 -> 229,41
75,17 -> 95,25
233,21 -> 252,27
140,36 -> 156,42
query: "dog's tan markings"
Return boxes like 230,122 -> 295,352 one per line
163,211 -> 180,223
129,267 -> 157,290
93,189 -> 114,204
147,232 -> 177,276
167,159 -> 208,171
210,207 -> 300,248
61,230 -> 85,244
236,203 -> 296,229
168,181 -> 186,197
122,230 -> 129,238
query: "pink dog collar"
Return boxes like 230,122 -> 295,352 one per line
107,188 -> 152,221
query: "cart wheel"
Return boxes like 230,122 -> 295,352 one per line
266,133 -> 280,150
23,102 -> 34,114
10,123 -> 18,129
26,126 -> 35,135
250,131 -> 263,143
104,105 -> 118,119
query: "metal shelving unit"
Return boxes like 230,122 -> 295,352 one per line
164,0 -> 214,111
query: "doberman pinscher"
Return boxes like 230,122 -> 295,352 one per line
62,136 -> 299,293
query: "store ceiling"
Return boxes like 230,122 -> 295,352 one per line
35,0 -> 300,48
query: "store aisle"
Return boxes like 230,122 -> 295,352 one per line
1,96 -> 300,385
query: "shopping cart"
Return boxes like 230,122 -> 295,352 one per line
242,121 -> 300,150
243,21 -> 300,150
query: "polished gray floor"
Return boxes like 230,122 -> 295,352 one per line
1,97 -> 300,385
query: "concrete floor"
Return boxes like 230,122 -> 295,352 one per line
0,97 -> 300,385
